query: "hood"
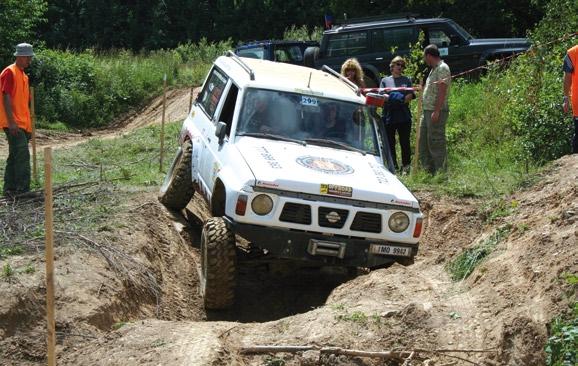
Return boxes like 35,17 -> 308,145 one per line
235,137 -> 419,209
469,38 -> 530,48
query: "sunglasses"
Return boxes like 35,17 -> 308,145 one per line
394,63 -> 406,68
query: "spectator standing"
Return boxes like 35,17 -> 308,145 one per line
340,58 -> 366,88
419,44 -> 451,174
380,56 -> 415,173
0,43 -> 34,198
563,44 -> 578,153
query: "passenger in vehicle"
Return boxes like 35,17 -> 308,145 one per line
318,103 -> 346,138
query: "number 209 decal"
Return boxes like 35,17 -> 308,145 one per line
301,96 -> 318,106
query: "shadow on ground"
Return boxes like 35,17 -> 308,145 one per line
181,208 -> 355,323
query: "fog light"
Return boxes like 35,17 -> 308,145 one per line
388,212 -> 410,233
251,194 -> 273,215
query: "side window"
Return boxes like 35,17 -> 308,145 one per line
237,47 -> 265,59
371,27 -> 418,53
326,31 -> 368,57
428,29 -> 454,47
217,84 -> 239,136
198,68 -> 227,119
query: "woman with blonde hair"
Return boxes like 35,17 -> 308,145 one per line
340,58 -> 366,88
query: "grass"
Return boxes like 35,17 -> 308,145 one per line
545,273 -> 577,366
0,122 -> 182,250
446,225 -> 511,281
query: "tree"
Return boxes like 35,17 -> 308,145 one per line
0,0 -> 47,66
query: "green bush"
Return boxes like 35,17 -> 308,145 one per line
27,39 -> 231,129
500,0 -> 578,163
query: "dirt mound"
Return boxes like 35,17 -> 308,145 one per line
1,154 -> 576,365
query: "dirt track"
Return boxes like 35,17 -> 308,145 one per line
0,90 -> 576,365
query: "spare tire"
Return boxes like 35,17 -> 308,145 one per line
158,140 -> 194,210
303,46 -> 320,68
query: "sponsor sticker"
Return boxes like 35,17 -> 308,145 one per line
296,156 -> 354,175
439,47 -> 449,56
256,180 -> 279,188
320,183 -> 353,198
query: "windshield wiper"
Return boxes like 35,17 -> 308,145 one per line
304,138 -> 366,155
237,132 -> 305,146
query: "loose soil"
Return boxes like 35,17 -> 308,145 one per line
0,90 -> 576,365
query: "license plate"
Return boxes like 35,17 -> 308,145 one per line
369,244 -> 412,257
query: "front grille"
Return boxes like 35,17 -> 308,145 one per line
279,202 -> 311,225
318,207 -> 349,228
350,212 -> 382,233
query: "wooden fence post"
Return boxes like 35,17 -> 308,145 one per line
412,81 -> 424,176
159,73 -> 167,172
44,147 -> 56,366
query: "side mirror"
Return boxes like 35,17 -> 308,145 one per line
215,121 -> 227,143
365,93 -> 386,108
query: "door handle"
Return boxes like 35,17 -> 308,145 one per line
375,57 -> 383,60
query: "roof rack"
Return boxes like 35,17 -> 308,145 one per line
321,65 -> 360,96
336,13 -> 418,27
226,50 -> 255,80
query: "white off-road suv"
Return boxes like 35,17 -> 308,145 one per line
159,52 -> 423,309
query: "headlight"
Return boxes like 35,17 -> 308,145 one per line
251,194 -> 273,215
388,212 -> 410,233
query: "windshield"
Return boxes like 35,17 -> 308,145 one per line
236,88 -> 380,155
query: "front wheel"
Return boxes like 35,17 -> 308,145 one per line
200,217 -> 237,310
159,140 -> 194,210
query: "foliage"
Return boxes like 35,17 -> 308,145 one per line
0,0 -> 47,66
499,0 -> 578,163
26,40 -> 229,129
446,225 -> 511,281
283,25 -> 323,43
546,314 -> 578,366
34,1 -> 544,53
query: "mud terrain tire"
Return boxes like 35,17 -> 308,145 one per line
200,217 -> 236,309
159,140 -> 194,210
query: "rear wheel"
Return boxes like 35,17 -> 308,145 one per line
200,217 -> 237,309
159,140 -> 194,210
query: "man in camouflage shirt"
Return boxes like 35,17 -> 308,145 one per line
419,44 -> 451,174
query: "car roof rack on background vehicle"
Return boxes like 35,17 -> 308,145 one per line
226,50 -> 255,80
321,65 -> 360,95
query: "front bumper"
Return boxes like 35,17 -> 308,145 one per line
225,217 -> 419,268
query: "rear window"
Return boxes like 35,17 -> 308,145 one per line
274,45 -> 304,62
237,47 -> 266,59
371,27 -> 418,53
326,31 -> 368,57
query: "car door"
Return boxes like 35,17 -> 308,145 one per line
195,67 -> 229,198
424,25 -> 474,74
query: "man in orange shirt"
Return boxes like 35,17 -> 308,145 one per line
563,44 -> 578,154
1,43 -> 34,197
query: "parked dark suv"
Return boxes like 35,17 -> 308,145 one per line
235,40 -> 319,66
304,17 -> 530,86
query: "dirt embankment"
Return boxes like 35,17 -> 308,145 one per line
0,89 -> 576,365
